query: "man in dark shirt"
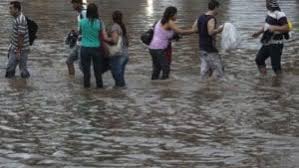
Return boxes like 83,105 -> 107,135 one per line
192,0 -> 224,80
252,0 -> 290,75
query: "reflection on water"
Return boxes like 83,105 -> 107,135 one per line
146,0 -> 154,17
0,0 -> 299,167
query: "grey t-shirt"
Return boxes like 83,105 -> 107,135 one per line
111,23 -> 128,50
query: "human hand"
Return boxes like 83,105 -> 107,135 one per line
252,32 -> 260,38
218,24 -> 224,33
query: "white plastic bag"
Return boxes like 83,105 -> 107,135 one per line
106,36 -> 123,56
221,23 -> 241,51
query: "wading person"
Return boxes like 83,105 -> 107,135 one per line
192,0 -> 224,80
6,1 -> 30,78
149,6 -> 195,80
252,0 -> 290,76
80,3 -> 111,88
108,11 -> 129,88
66,0 -> 87,75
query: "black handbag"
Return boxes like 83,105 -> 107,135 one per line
140,29 -> 154,45
140,21 -> 158,45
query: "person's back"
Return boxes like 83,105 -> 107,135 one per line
197,14 -> 218,53
79,3 -> 106,88
149,21 -> 174,50
80,18 -> 101,48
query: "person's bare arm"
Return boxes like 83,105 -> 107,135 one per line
17,33 -> 24,50
16,18 -> 27,60
192,19 -> 198,33
16,33 -> 24,60
110,31 -> 119,45
207,18 -> 223,36
269,24 -> 290,33
169,20 -> 195,35
101,29 -> 112,44
252,26 -> 264,38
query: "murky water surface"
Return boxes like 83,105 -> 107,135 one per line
0,0 -> 299,167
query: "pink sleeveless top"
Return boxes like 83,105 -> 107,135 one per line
149,21 -> 174,50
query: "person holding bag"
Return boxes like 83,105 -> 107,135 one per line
252,0 -> 290,76
106,11 -> 129,88
79,3 -> 111,88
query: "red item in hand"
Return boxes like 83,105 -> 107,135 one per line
165,43 -> 172,64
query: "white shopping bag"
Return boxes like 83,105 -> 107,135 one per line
221,23 -> 241,51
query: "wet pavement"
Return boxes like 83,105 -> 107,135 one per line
0,0 -> 299,167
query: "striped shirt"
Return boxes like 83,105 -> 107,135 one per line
264,10 -> 288,44
10,13 -> 30,51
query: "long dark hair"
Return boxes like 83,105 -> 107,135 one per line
161,6 -> 177,25
86,3 -> 99,24
112,10 -> 129,45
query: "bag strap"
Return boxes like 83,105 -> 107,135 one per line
152,20 -> 158,28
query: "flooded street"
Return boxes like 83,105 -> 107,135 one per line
0,0 -> 299,167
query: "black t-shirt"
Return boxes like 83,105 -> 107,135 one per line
197,14 -> 218,53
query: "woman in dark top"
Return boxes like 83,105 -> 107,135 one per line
80,3 -> 111,88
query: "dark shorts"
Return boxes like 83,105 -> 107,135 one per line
255,44 -> 284,73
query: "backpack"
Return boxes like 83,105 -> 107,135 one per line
26,17 -> 38,45
65,30 -> 79,48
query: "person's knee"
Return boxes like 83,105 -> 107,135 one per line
6,62 -> 17,72
21,71 -> 30,78
112,69 -> 122,79
272,64 -> 281,73
201,66 -> 210,74
216,68 -> 224,78
5,70 -> 15,78
66,59 -> 72,65
255,56 -> 262,65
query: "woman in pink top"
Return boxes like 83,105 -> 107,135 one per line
149,6 -> 195,80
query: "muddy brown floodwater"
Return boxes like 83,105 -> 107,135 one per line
0,0 -> 299,167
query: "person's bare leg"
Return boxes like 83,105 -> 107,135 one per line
67,63 -> 75,75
